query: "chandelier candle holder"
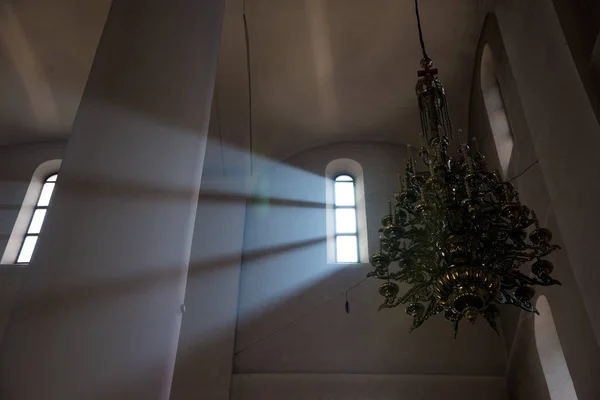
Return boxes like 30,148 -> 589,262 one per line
368,2 -> 561,337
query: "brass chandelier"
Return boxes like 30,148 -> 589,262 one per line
368,0 -> 561,336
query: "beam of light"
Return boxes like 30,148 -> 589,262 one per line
0,96 -> 354,394
171,137 -> 363,394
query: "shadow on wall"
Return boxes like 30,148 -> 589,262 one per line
173,140 -> 508,400
234,141 -> 506,378
0,138 -> 335,398
0,138 -> 506,399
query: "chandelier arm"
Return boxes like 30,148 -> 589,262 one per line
497,289 -> 538,314
514,220 -> 537,230
532,245 -> 562,258
487,225 -> 516,233
379,298 -> 402,310
367,271 -> 391,280
503,251 -> 537,260
410,299 -> 438,332
398,283 -> 429,304
510,270 -> 562,287
483,313 -> 500,335
452,320 -> 460,339
403,208 -> 417,218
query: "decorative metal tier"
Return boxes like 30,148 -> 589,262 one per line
368,57 -> 561,337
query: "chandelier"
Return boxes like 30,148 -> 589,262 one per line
368,0 -> 561,336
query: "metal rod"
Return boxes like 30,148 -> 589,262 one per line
415,0 -> 429,59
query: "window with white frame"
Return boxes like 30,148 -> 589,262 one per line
16,173 -> 57,263
333,174 -> 359,262
326,158 -> 368,264
1,159 -> 61,265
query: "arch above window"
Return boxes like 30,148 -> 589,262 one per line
325,159 -> 368,264
481,43 -> 513,177
1,159 -> 61,265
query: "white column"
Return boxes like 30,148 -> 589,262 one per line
0,0 -> 225,399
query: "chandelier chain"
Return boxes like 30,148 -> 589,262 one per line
415,0 -> 429,60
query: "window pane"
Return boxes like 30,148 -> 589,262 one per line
46,174 -> 58,182
335,175 -> 353,182
37,182 -> 55,206
334,181 -> 355,206
17,236 -> 38,263
336,235 -> 358,263
335,208 -> 357,233
27,209 -> 47,234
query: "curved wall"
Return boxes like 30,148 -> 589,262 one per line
469,9 -> 600,400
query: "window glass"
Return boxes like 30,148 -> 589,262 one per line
333,175 -> 358,263
16,174 -> 58,263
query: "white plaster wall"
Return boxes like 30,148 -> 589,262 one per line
469,9 -> 600,400
169,176 -> 247,400
0,105 -> 248,400
235,142 -> 507,392
231,374 -> 508,400
549,0 -> 600,123
169,95 -> 250,400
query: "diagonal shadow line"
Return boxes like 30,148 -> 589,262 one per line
16,236 -> 326,314
203,191 -> 326,209
52,176 -> 326,209
227,236 -> 325,265
56,176 -> 206,202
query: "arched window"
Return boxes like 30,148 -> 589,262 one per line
535,295 -> 578,400
1,159 -> 61,265
481,44 -> 513,177
16,174 -> 57,263
333,175 -> 358,262
325,159 -> 368,264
